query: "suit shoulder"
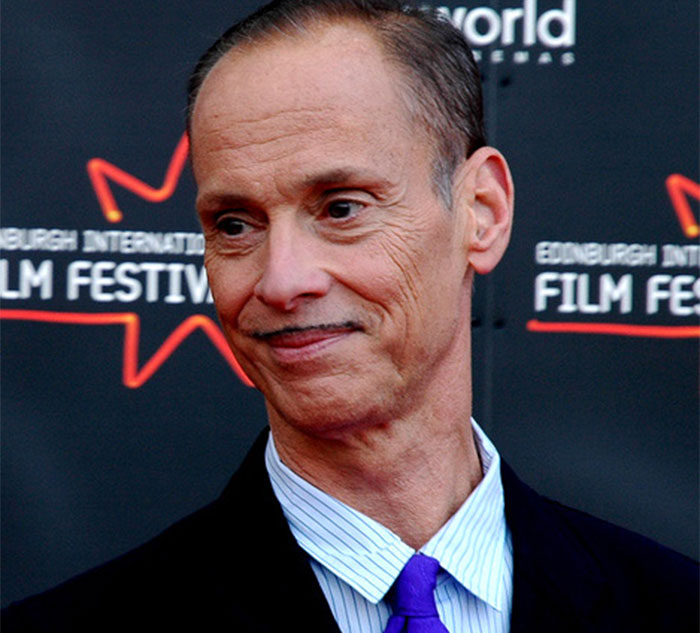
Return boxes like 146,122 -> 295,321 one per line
1,498 -> 233,632
502,462 -> 698,631
546,495 -> 697,576
503,461 -> 697,586
2,434 -> 284,633
542,494 -> 699,621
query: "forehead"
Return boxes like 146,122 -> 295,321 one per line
193,21 -> 400,122
189,22 -> 426,188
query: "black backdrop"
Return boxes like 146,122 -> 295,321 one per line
2,1 -> 698,606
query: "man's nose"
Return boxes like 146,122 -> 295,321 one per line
253,224 -> 332,311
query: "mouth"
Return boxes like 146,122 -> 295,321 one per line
252,321 -> 362,349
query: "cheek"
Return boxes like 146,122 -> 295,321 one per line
357,224 -> 441,305
354,222 -> 464,336
204,256 -> 255,329
338,239 -> 429,344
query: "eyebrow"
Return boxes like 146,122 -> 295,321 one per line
300,167 -> 389,189
196,192 -> 250,212
301,168 -> 399,204
197,167 -> 395,212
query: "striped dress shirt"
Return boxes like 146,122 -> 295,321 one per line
265,419 -> 513,633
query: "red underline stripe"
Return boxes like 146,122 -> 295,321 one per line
527,320 -> 700,338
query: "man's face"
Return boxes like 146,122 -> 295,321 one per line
191,23 -> 475,436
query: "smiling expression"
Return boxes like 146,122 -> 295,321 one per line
191,22 -> 476,436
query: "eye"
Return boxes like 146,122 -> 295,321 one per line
216,216 -> 251,236
326,200 -> 363,220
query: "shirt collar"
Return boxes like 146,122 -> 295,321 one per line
422,420 -> 508,610
265,419 -> 508,610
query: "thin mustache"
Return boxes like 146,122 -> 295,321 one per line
251,321 -> 361,340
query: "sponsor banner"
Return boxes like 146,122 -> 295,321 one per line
435,0 -> 577,66
527,175 -> 699,338
0,134 -> 251,388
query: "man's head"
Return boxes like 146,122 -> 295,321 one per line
187,0 -> 485,207
188,0 -> 513,441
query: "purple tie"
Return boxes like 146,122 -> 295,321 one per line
383,554 -> 450,633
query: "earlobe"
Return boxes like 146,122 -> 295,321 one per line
456,147 -> 514,275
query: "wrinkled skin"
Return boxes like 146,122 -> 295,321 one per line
192,23 -> 474,435
191,22 -> 513,545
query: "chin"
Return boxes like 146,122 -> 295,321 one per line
265,378 -> 398,439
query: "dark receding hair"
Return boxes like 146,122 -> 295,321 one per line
186,0 -> 485,207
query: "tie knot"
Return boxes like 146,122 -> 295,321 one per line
388,554 -> 441,618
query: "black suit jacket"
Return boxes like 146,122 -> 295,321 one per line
3,429 -> 698,632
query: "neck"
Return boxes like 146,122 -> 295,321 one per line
268,340 -> 481,550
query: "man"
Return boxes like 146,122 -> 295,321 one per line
3,1 -> 697,631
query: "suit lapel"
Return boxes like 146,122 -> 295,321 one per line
501,461 -> 621,633
212,429 -> 341,633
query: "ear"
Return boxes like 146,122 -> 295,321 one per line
454,147 -> 514,275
